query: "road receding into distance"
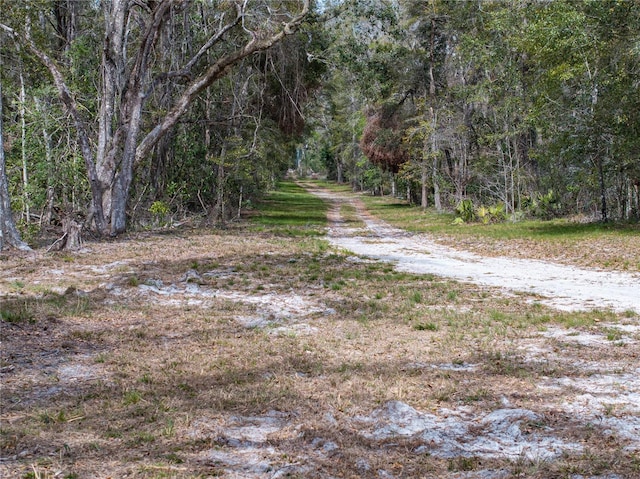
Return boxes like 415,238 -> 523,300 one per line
312,187 -> 640,313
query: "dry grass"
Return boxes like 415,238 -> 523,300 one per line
1,210 -> 639,477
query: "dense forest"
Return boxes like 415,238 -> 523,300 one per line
1,0 -> 639,249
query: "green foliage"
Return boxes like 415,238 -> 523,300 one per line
17,220 -> 40,245
476,205 -> 490,224
2,0 -> 639,237
149,201 -> 170,226
456,200 -> 507,224
523,190 -> 560,220
252,181 -> 327,236
455,199 -> 475,223
489,203 -> 507,222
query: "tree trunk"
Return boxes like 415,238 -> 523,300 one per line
95,0 -> 129,228
432,136 -> 442,212
433,158 -> 442,212
35,97 -> 55,225
0,82 -> 31,251
213,147 -> 226,225
597,155 -> 608,222
19,72 -> 30,223
61,216 -> 83,250
421,161 -> 428,209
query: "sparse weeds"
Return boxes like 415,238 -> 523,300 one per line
605,328 -> 624,341
414,321 -> 438,331
123,389 -> 143,405
483,350 -> 530,378
1,291 -> 95,325
448,456 -> 481,472
1,300 -> 34,323
409,290 -> 423,304
9,280 -> 25,290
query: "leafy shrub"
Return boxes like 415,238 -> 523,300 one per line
149,201 -> 170,226
488,202 -> 506,221
476,205 -> 490,224
523,190 -> 560,219
455,200 -> 506,224
455,199 -> 475,223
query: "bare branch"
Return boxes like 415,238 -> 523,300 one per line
136,0 -> 310,162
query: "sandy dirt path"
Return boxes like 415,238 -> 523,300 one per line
311,187 -> 640,313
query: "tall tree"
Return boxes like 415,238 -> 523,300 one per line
0,81 -> 31,251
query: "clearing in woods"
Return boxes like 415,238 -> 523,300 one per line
1,181 -> 639,478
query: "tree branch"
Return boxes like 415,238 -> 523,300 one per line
144,6 -> 243,98
135,0 -> 310,163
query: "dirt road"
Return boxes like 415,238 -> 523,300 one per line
311,187 -> 640,313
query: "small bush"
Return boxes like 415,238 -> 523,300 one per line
523,190 -> 560,219
455,199 -> 475,223
149,201 -> 170,226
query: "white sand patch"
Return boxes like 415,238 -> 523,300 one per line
542,369 -> 640,414
236,315 -> 274,329
269,323 -> 319,336
189,411 -> 311,478
569,475 -> 624,479
204,446 -> 304,478
449,471 -> 510,479
331,232 -> 640,312
189,411 -> 291,447
403,361 -> 479,372
90,260 -> 132,274
541,326 -> 637,346
57,363 -> 100,382
109,278 -> 329,323
433,362 -> 480,372
540,369 -> 640,450
354,401 -> 581,460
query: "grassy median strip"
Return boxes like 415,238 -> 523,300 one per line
252,181 -> 328,236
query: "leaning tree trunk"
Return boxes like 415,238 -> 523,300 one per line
0,82 -> 31,251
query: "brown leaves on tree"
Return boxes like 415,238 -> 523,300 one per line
360,105 -> 408,174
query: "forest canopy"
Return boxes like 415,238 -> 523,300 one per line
1,0 -> 638,248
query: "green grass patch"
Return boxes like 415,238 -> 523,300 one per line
252,181 -> 328,236
361,193 -> 639,241
414,321 -> 438,331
